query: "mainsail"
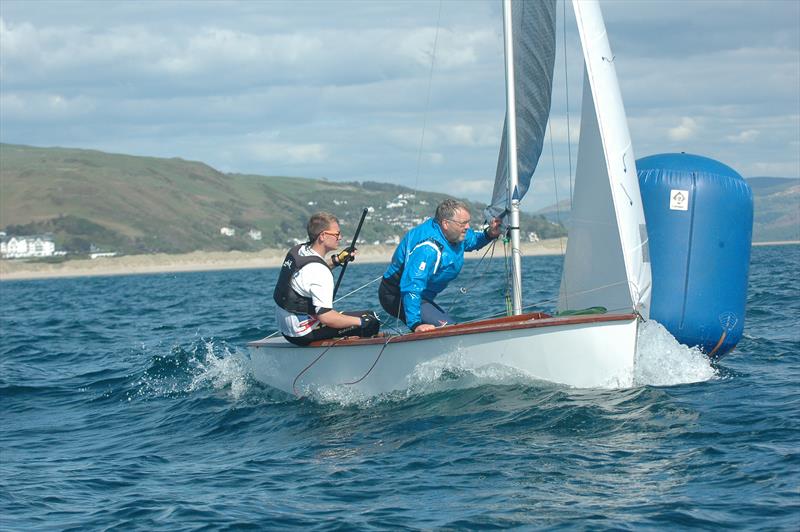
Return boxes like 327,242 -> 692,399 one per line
485,0 -> 557,221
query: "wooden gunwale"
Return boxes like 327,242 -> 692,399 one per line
249,312 -> 638,349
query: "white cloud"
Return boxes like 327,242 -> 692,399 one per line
546,116 -> 580,145
0,0 -> 797,202
454,179 -> 493,196
435,123 -> 498,147
726,129 -> 760,143
747,161 -> 800,177
427,153 -> 444,165
668,117 -> 699,141
0,91 -> 96,120
244,141 -> 328,164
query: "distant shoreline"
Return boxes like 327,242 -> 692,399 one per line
751,240 -> 800,247
0,239 -> 570,281
1,239 -> 796,282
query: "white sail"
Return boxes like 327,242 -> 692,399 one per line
485,0 -> 557,221
558,0 -> 651,318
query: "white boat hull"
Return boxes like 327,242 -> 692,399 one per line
247,313 -> 639,397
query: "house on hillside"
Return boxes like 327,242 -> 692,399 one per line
220,227 -> 235,236
0,235 -> 57,259
248,229 -> 262,241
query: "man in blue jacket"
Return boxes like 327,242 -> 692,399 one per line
379,199 -> 502,332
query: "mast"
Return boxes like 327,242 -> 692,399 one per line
503,0 -> 523,315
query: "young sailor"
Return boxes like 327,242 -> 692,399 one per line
274,212 -> 380,345
379,199 -> 502,332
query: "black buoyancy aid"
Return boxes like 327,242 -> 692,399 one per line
273,244 -> 329,314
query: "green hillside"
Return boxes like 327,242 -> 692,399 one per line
534,176 -> 799,243
747,177 -> 800,242
0,143 -> 565,255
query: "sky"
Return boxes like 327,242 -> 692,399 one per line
1,0 -> 798,211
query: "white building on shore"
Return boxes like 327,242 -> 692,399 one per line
0,235 -> 57,259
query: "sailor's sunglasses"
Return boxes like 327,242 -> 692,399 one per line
322,231 -> 342,239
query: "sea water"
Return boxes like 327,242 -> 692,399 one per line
1,246 -> 798,529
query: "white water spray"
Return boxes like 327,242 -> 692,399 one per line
634,320 -> 717,386
189,341 -> 249,400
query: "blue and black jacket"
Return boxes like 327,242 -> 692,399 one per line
382,218 -> 492,330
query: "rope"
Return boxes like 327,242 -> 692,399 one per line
341,334 -> 395,386
707,330 -> 727,358
262,276 -> 381,343
502,236 -> 512,315
333,275 -> 382,305
291,338 -> 343,398
449,238 -> 499,310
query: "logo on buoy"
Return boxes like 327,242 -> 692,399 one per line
670,189 -> 689,211
719,312 -> 738,331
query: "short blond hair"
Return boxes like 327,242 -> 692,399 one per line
307,212 -> 339,241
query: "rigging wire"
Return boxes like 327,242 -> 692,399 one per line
411,0 -> 443,212
448,238 -> 499,311
562,0 -> 574,204
548,118 -> 566,258
333,275 -> 382,305
386,0 -> 444,334
455,278 -> 632,325
259,275 -> 382,343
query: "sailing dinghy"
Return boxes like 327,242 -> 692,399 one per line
248,0 -> 651,396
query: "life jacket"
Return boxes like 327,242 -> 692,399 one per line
273,244 -> 329,314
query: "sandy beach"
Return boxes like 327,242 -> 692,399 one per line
0,239 -> 570,281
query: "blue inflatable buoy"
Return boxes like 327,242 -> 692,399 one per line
637,153 -> 753,357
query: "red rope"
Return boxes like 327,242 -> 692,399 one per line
292,338 -> 342,398
341,335 -> 394,386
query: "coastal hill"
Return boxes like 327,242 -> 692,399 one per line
0,143 -> 564,255
534,177 -> 799,243
746,177 -> 800,242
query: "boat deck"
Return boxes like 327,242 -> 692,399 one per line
248,311 -> 637,349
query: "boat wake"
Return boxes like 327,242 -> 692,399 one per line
186,340 -> 250,400
300,321 -> 716,404
634,320 -> 717,386
129,339 -> 252,402
131,320 -> 716,407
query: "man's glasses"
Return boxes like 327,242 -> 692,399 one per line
322,231 -> 342,239
445,218 -> 470,228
